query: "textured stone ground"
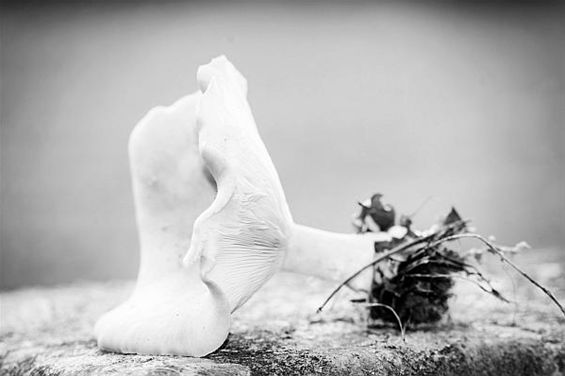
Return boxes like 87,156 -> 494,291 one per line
1,249 -> 564,375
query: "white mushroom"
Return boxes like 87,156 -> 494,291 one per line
95,56 -> 390,357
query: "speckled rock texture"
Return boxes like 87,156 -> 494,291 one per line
1,249 -> 564,375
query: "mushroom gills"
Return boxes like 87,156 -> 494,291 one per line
184,56 -> 293,312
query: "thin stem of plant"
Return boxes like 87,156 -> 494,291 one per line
429,233 -> 565,317
408,195 -> 434,218
360,303 -> 406,341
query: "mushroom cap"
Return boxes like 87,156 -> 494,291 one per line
184,56 -> 293,312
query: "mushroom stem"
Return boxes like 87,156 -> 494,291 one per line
284,224 -> 390,286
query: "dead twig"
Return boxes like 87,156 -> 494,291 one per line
361,303 -> 406,341
429,233 -> 565,317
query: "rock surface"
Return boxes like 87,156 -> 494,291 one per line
1,250 -> 564,375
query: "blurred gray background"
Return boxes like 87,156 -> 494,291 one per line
1,1 -> 564,290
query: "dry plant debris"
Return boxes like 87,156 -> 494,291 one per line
317,194 -> 565,336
